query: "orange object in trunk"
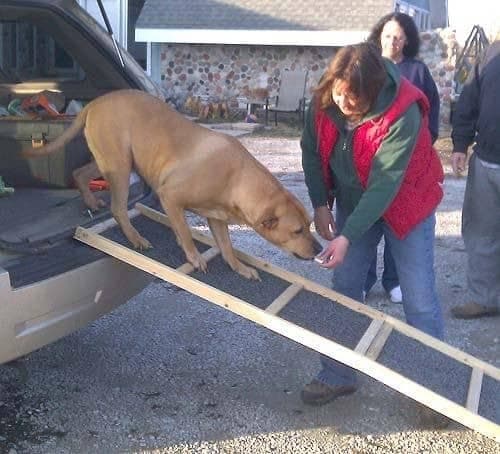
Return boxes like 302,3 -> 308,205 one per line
89,179 -> 109,191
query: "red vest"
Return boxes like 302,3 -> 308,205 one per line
316,78 -> 443,239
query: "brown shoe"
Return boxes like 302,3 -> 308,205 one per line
451,302 -> 499,319
301,379 -> 357,406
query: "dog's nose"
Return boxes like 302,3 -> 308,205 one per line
293,252 -> 310,261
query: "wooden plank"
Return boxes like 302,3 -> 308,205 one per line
354,319 -> 385,356
365,322 -> 393,360
87,208 -> 141,234
466,368 -> 484,413
176,247 -> 220,274
265,283 -> 303,315
134,204 -> 500,381
73,225 -> 500,443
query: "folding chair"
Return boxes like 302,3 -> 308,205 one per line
267,69 -> 308,126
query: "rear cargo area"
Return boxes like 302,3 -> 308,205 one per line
0,112 -> 149,287
0,182 -> 150,288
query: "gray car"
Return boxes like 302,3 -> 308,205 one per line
0,0 -> 164,364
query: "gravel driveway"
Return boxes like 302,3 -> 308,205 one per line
0,133 -> 498,453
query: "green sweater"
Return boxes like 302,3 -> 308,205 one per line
301,60 -> 421,242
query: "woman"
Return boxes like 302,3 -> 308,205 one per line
368,12 -> 440,141
364,12 -> 441,304
300,42 -> 444,405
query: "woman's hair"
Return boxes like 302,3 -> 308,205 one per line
367,12 -> 420,58
314,42 -> 386,116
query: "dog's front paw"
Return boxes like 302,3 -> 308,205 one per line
235,263 -> 260,281
188,251 -> 208,273
132,235 -> 152,250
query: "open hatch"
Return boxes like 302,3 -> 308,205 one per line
0,0 -> 161,256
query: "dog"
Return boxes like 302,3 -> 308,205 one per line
22,89 -> 322,279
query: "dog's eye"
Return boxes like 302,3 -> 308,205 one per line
293,227 -> 304,235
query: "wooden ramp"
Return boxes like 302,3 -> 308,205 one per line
74,203 -> 500,442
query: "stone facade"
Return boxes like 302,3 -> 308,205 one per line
160,28 -> 460,129
160,44 -> 335,106
419,28 -> 460,129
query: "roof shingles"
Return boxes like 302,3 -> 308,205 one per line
136,0 -> 394,31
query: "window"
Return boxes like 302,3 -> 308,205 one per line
0,20 -> 84,81
393,2 -> 430,31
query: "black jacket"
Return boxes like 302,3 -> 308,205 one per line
452,40 -> 500,165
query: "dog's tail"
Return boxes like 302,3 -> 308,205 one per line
21,104 -> 90,159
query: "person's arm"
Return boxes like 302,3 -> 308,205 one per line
451,65 -> 480,154
340,104 -> 421,243
422,64 -> 440,143
451,64 -> 480,175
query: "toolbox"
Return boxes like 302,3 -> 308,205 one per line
0,116 -> 90,188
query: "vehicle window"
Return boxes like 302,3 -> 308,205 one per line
0,20 -> 85,82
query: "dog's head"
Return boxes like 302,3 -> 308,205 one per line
254,193 -> 322,260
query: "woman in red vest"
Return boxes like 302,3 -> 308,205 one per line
300,42 -> 444,406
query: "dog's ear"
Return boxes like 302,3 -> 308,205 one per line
261,216 -> 279,230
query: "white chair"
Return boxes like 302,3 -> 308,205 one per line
266,69 -> 308,126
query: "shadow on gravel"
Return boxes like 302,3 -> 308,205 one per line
0,361 -> 66,453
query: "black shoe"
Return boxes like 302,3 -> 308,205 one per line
301,379 -> 357,406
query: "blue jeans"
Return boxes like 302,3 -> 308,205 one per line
365,240 -> 399,294
316,207 -> 444,387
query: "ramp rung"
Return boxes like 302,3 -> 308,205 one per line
354,319 -> 385,356
176,246 -> 220,274
365,322 -> 393,360
466,368 -> 484,413
266,283 -> 303,315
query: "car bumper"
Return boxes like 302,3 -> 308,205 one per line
0,256 -> 152,364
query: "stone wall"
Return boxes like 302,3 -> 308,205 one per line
159,44 -> 335,106
159,28 -> 459,130
419,28 -> 460,129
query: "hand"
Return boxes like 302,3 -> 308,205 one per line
451,152 -> 467,176
313,206 -> 336,240
316,235 -> 350,269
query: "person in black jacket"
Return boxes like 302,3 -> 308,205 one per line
450,36 -> 500,319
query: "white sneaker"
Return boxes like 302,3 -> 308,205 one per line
388,286 -> 403,304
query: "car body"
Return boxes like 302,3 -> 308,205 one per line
0,0 -> 163,364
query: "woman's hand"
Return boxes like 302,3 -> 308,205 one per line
314,206 -> 336,241
316,235 -> 350,269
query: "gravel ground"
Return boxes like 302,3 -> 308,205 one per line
0,130 -> 499,453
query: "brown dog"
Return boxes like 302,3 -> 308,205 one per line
22,89 -> 322,279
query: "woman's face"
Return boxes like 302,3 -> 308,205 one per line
331,80 -> 369,119
380,20 -> 407,62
